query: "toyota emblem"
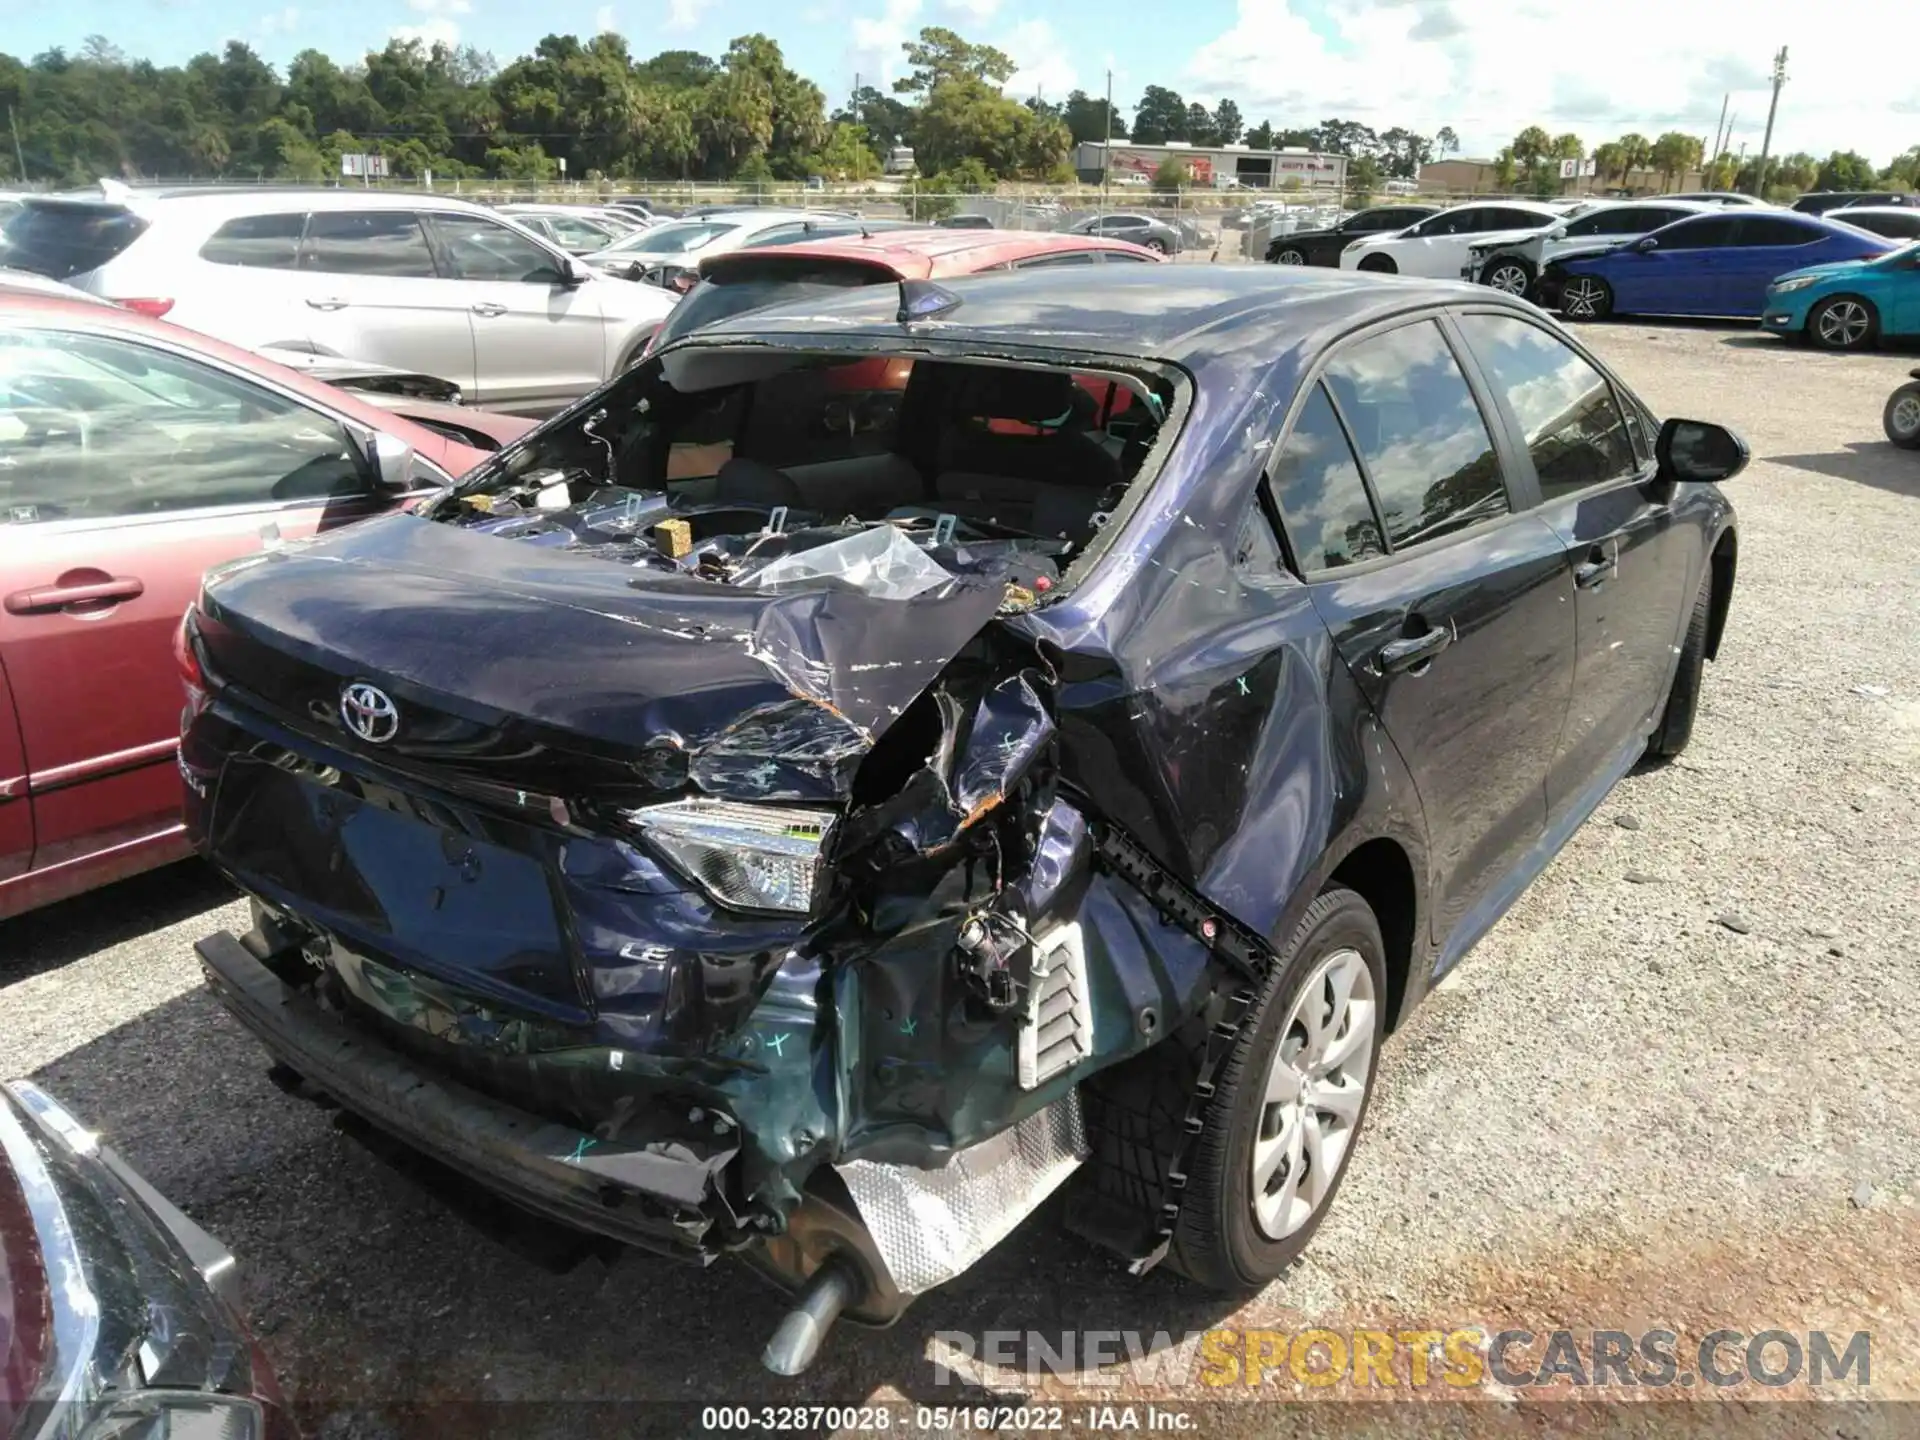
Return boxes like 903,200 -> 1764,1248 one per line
340,682 -> 400,744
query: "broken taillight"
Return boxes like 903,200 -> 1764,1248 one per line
114,297 -> 176,319
174,607 -> 208,726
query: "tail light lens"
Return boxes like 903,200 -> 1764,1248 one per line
174,607 -> 208,726
114,297 -> 175,318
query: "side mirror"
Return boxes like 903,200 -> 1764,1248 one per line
1656,417 -> 1748,484
1632,235 -> 1659,253
1549,226 -> 1569,240
366,429 -> 418,490
560,258 -> 591,288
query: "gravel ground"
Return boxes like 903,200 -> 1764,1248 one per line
3,319 -> 1916,1436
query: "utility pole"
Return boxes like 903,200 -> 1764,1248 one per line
1712,92 -> 1729,162
1752,46 -> 1787,198
1102,68 -> 1113,218
7,106 -> 24,183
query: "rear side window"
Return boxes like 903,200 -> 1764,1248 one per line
300,211 -> 437,277
200,212 -> 306,269
1460,314 -> 1637,500
1323,320 -> 1507,549
1657,216 -> 1737,249
1017,251 -> 1101,269
0,203 -> 150,280
1484,207 -> 1550,230
1736,216 -> 1821,247
1269,383 -> 1384,571
426,213 -> 566,283
1847,211 -> 1920,239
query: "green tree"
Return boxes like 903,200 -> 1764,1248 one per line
1184,101 -> 1218,146
1815,149 -> 1876,190
1378,126 -> 1431,178
1617,132 -> 1652,183
1648,130 -> 1702,190
1131,85 -> 1185,144
893,27 -> 1014,96
1212,98 -> 1242,146
804,120 -> 880,180
1592,141 -> 1626,185
1492,147 -> 1517,189
1244,120 -> 1275,150
1061,88 -> 1126,144
1348,154 -> 1381,205
1434,125 -> 1459,158
1151,157 -> 1190,191
1311,118 -> 1379,157
1510,125 -> 1551,182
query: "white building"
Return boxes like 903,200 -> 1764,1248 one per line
1072,141 -> 1347,191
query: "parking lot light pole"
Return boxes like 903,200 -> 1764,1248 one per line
1102,69 -> 1112,221
1752,46 -> 1787,198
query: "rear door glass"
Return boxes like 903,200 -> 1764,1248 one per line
1269,383 -> 1384,571
299,211 -> 438,277
0,203 -> 150,280
1322,320 -> 1507,549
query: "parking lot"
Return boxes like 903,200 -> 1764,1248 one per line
3,318 -> 1917,1433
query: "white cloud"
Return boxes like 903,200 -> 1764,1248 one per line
595,3 -> 616,30
405,0 -> 470,11
941,0 -> 1001,19
847,0 -> 921,90
1182,0 -> 1920,164
257,6 -> 299,35
665,0 -> 715,32
1001,19 -> 1079,106
391,17 -> 461,46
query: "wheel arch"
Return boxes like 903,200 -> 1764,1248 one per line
1705,524 -> 1737,661
1323,837 -> 1421,1033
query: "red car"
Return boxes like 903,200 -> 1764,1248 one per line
0,293 -> 497,919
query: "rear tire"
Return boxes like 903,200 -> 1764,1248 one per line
1146,238 -> 1171,255
1273,246 -> 1308,266
1807,295 -> 1879,351
1647,568 -> 1713,761
1357,254 -> 1397,275
1885,382 -> 1920,449
1560,275 -> 1613,321
1165,887 -> 1388,1291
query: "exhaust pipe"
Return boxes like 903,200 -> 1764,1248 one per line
761,1258 -> 860,1376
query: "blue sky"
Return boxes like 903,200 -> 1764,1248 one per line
10,0 -> 1919,164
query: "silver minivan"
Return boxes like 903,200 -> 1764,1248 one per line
0,187 -> 677,415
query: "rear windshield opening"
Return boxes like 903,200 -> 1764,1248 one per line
430,347 -> 1177,603
0,203 -> 149,280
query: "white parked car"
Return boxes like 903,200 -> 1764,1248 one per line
1463,199 -> 1717,295
1827,205 -> 1920,242
1338,200 -> 1565,278
0,187 -> 676,415
497,203 -> 640,255
582,210 -> 837,282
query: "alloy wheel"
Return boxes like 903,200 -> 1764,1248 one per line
1276,248 -> 1307,265
1487,262 -> 1530,295
1250,947 -> 1377,1240
1563,277 -> 1608,318
1890,393 -> 1920,441
1816,300 -> 1872,349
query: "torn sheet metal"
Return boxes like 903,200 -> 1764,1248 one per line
834,1090 -> 1088,1294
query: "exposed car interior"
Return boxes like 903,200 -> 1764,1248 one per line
433,349 -> 1173,601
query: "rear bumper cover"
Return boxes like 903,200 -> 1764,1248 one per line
195,929 -> 738,1260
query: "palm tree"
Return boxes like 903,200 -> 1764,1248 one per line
1618,132 -> 1652,191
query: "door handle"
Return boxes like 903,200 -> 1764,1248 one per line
471,302 -> 508,317
1574,542 -> 1619,590
305,297 -> 350,311
1374,621 -> 1453,676
5,576 -> 145,614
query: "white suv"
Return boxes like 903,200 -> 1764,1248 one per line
0,187 -> 676,415
1463,199 -> 1716,295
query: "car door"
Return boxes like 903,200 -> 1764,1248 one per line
422,210 -> 605,413
1387,208 -> 1482,275
1454,310 -> 1695,817
1279,316 -> 1578,953
0,322 -> 401,885
0,656 -> 28,882
1719,215 -> 1831,316
1619,213 -> 1739,314
1888,249 -> 1920,334
298,209 -> 478,395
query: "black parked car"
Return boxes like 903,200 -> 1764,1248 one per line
1265,204 -> 1440,265
0,1081 -> 292,1438
1792,190 -> 1917,216
180,267 -> 1743,1374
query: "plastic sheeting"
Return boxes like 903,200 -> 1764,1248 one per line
748,525 -> 954,600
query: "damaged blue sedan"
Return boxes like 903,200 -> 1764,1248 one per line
179,266 -> 1744,1371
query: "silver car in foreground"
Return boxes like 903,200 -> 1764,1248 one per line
0,186 -> 677,415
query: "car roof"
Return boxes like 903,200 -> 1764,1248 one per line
0,290 -> 481,468
1434,199 -> 1562,217
684,263 -> 1524,385
1830,204 -> 1917,217
28,185 -> 506,222
699,228 -> 1160,280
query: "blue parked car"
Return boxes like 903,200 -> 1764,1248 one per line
1538,210 -> 1893,323
1760,240 -> 1920,350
